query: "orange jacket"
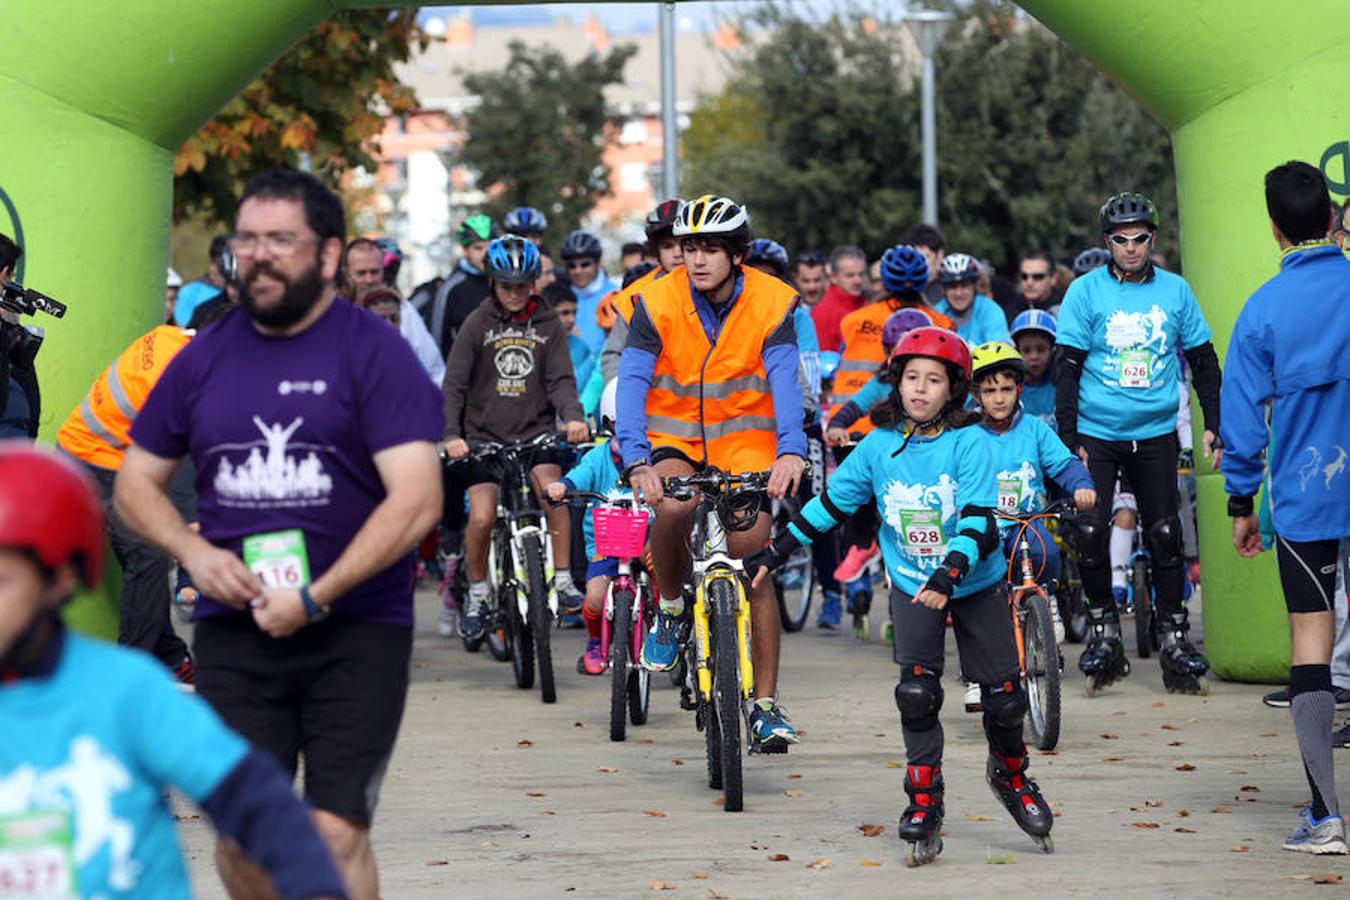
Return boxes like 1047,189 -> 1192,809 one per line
832,297 -> 954,434
57,325 -> 193,470
596,267 -> 662,331
639,266 -> 797,472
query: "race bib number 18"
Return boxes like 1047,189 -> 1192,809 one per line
0,809 -> 78,900
1118,348 -> 1153,388
242,529 -> 312,589
997,478 -> 1024,514
899,509 -> 947,557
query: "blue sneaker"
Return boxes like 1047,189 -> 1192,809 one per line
816,591 -> 842,630
640,608 -> 684,671
749,697 -> 799,753
1283,806 -> 1348,855
460,588 -> 488,640
1112,585 -> 1131,615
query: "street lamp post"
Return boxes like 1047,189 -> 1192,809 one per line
658,1 -> 679,199
905,10 -> 952,228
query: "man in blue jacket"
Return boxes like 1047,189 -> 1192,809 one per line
1222,160 -> 1350,856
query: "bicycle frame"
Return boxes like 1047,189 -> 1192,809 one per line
480,443 -> 557,622
997,506 -> 1068,674
690,500 -> 754,704
602,558 -> 647,664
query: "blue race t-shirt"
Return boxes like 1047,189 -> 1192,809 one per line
562,439 -> 626,560
936,294 -> 1012,347
0,635 -> 248,898
573,272 -> 620,354
1021,371 -> 1056,431
791,423 -> 1003,598
1057,265 -> 1211,441
977,412 -> 1092,522
132,301 -> 446,626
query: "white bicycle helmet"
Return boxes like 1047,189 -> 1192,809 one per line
672,194 -> 751,241
599,379 -> 618,432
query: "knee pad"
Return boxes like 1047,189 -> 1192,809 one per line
1145,515 -> 1184,568
1073,516 -> 1109,569
895,665 -> 943,732
981,679 -> 1028,730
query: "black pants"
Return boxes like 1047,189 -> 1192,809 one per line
85,461 -> 190,669
1079,433 -> 1186,620
801,422 -> 840,594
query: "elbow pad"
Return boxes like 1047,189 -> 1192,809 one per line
958,505 -> 999,557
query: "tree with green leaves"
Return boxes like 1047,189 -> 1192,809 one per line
173,9 -> 426,225
458,41 -> 638,245
684,2 -> 1177,270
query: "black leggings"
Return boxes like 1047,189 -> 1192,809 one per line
1275,536 -> 1342,614
800,422 -> 840,593
1079,433 -> 1185,619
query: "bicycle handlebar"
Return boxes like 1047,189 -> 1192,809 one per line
995,498 -> 1078,523
553,489 -> 647,510
658,464 -> 813,502
440,430 -> 596,464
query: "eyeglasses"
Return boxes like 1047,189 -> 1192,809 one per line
565,260 -> 596,271
229,232 -> 319,258
1108,232 -> 1153,247
1019,271 -> 1049,281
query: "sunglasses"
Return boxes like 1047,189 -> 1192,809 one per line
797,252 -> 826,266
1019,271 -> 1049,281
566,260 -> 596,271
1109,232 -> 1153,247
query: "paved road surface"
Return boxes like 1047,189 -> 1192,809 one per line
182,587 -> 1345,897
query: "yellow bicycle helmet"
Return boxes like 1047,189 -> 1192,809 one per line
970,341 -> 1025,384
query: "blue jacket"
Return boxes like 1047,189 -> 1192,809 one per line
573,271 -> 620,354
562,440 -> 626,560
977,411 -> 1092,523
569,333 -> 596,397
1220,243 -> 1350,541
789,423 -> 1003,598
936,294 -> 1012,346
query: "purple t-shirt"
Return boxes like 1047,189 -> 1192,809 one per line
131,300 -> 445,626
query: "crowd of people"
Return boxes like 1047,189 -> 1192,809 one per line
1,158 -> 1348,896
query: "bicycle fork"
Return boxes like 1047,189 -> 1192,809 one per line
692,570 -> 756,703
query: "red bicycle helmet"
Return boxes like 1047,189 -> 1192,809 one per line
0,443 -> 105,588
889,326 -> 974,407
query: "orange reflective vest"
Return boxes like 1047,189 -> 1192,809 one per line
57,325 -> 193,470
832,298 -> 955,434
596,267 -> 662,330
638,266 -> 796,473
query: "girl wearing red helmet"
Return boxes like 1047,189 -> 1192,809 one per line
0,444 -> 345,898
747,327 -> 1055,865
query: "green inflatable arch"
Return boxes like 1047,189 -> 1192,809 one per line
6,1 -> 1347,680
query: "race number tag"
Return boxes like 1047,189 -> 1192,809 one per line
898,509 -> 947,557
242,529 -> 311,589
1117,348 -> 1153,388
997,478 -> 1024,514
0,808 -> 78,899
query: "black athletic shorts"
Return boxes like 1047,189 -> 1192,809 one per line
890,581 -> 1019,685
1275,536 -> 1345,615
457,447 -> 570,487
194,614 -> 413,825
652,446 -> 704,470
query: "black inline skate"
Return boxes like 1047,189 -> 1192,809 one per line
1157,613 -> 1210,695
898,764 -> 944,867
1079,616 -> 1129,696
987,750 -> 1054,853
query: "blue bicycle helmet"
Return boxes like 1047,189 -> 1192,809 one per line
504,206 -> 549,236
1009,308 -> 1057,341
560,229 -> 603,261
746,238 -> 789,278
484,235 -> 541,284
879,245 -> 930,294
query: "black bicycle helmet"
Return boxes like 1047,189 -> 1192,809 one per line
560,229 -> 603,261
1072,247 -> 1112,275
1099,192 -> 1159,232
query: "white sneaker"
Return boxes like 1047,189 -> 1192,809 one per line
437,602 -> 458,638
964,681 -> 982,713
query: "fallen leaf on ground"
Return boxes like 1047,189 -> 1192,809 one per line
1131,822 -> 1161,829
643,810 -> 667,818
1313,874 -> 1344,884
886,761 -> 904,769
1175,827 -> 1197,833
597,766 -> 619,774
690,872 -> 708,880
859,860 -> 883,867
1145,799 -> 1164,808
672,759 -> 685,766
1104,757 -> 1124,763
1257,732 -> 1277,737
967,813 -> 993,822
1104,808 -> 1118,814
526,791 -> 546,797
788,773 -> 802,780
1140,732 -> 1155,737
425,860 -> 448,866
1230,845 -> 1250,853
574,722 -> 585,728
1175,763 -> 1197,772
713,798 -> 725,806
987,854 -> 1017,864
750,843 -> 768,850
650,879 -> 676,891
1239,785 -> 1261,792
478,841 -> 497,848
769,853 -> 791,862
785,790 -> 803,798
1152,701 -> 1165,708
1161,724 -> 1179,731
639,739 -> 655,745
1112,710 -> 1128,716
539,811 -> 555,816
806,858 -> 830,870
1168,741 -> 1185,747
1038,749 -> 1058,755
517,739 -> 533,747
1100,733 -> 1120,740
1177,809 -> 1191,817
708,890 -> 728,900
1212,805 -> 1232,814
858,823 -> 886,837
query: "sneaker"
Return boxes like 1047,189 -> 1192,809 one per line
816,591 -> 842,630
963,681 -> 982,713
559,613 -> 585,629
833,541 -> 879,584
171,656 -> 195,692
882,619 -> 894,646
555,577 -> 584,615
578,638 -> 606,675
1334,722 -> 1350,749
461,587 -> 489,640
1283,807 -> 1349,855
437,602 -> 458,638
749,697 -> 799,752
640,609 -> 684,671
1264,686 -> 1350,710
1112,585 -> 1131,614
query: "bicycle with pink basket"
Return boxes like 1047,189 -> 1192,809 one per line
563,489 -> 654,741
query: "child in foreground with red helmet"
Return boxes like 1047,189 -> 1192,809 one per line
0,443 -> 345,899
748,327 -> 1055,866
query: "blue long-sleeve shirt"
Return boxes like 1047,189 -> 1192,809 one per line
936,294 -> 1012,346
788,423 -> 1003,597
977,411 -> 1092,522
1220,243 -> 1350,541
574,271 -> 620,354
561,440 -> 626,560
616,273 -> 807,468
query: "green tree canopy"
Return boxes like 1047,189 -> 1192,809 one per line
684,2 -> 1177,270
173,9 -> 426,225
458,41 -> 638,246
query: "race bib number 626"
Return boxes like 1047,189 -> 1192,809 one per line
0,809 -> 78,899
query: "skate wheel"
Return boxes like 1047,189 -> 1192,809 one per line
1035,834 -> 1054,854
904,838 -> 942,867
1196,675 -> 1209,696
1083,677 -> 1098,697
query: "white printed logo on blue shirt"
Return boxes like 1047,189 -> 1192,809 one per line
1297,445 -> 1348,492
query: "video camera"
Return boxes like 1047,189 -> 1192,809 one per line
0,281 -> 64,369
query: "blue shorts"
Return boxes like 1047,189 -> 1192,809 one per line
586,557 -> 619,581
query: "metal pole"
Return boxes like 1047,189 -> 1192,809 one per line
659,1 -> 679,199
920,48 -> 937,227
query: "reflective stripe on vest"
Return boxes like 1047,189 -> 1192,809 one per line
650,373 -> 772,400
77,396 -> 128,449
104,364 -> 139,422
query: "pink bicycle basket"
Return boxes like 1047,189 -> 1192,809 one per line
593,507 -> 650,558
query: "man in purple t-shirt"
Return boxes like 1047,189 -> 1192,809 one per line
115,169 -> 443,900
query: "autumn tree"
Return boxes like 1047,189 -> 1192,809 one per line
173,9 -> 426,225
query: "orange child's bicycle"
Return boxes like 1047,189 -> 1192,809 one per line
995,499 -> 1078,751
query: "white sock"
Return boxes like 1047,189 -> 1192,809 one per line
554,570 -> 575,590
1110,526 -> 1133,588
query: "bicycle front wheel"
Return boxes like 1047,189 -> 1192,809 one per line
709,578 -> 745,812
523,536 -> 555,703
774,545 -> 815,632
1132,561 -> 1152,659
609,586 -> 634,741
1022,591 -> 1062,751
629,592 -> 651,726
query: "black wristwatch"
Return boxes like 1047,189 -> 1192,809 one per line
300,585 -> 329,623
